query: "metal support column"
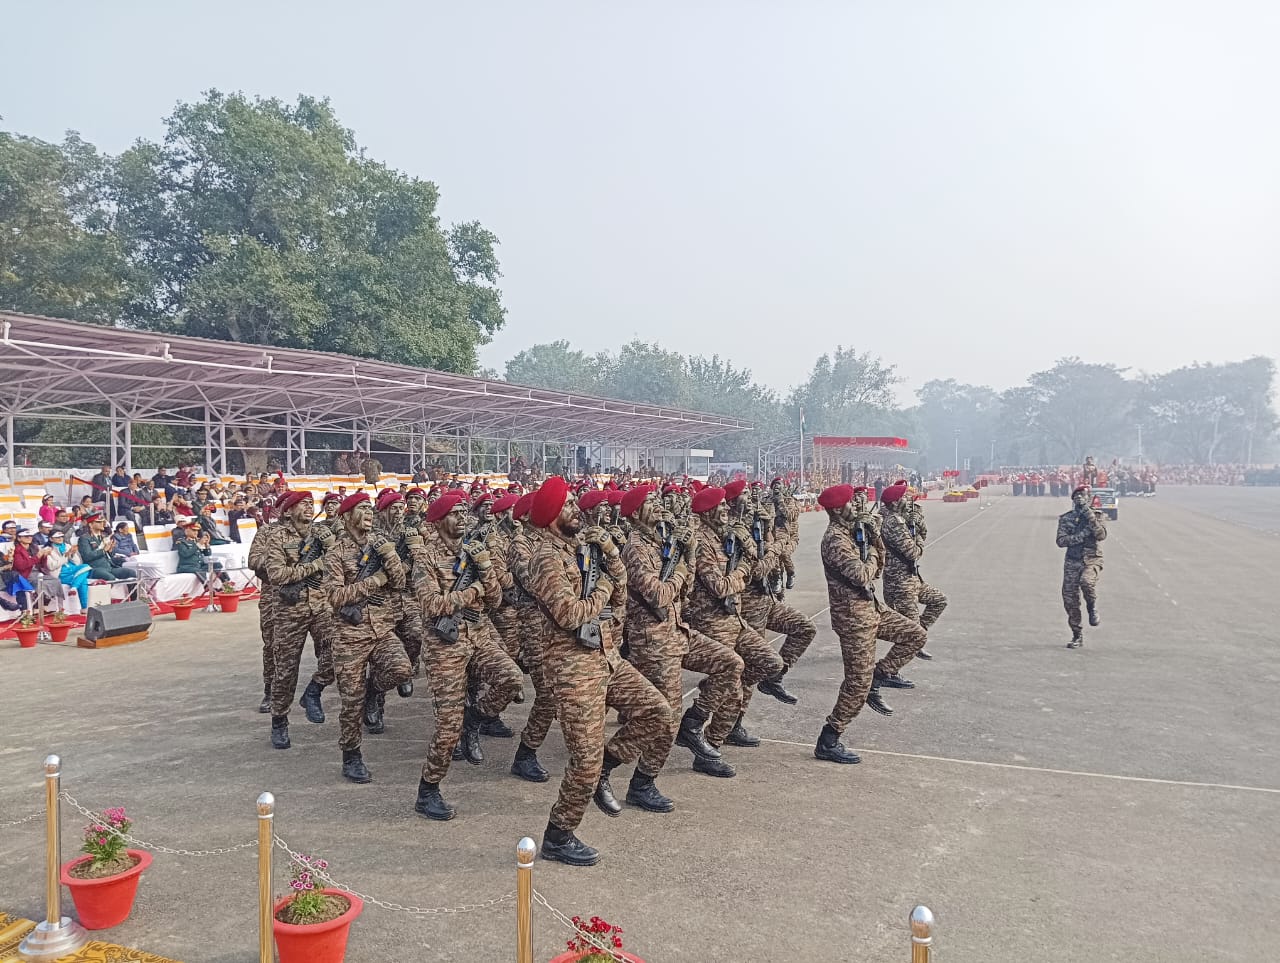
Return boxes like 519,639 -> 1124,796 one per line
466,434 -> 473,474
3,413 -> 14,486
204,408 -> 215,478
285,415 -> 307,475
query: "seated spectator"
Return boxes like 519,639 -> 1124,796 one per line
11,529 -> 48,610
46,530 -> 90,609
112,521 -> 140,558
75,495 -> 95,519
38,494 -> 58,524
174,519 -> 232,588
1,528 -> 22,611
116,477 -> 148,519
50,509 -> 75,540
197,502 -> 230,546
175,465 -> 194,489
77,512 -> 132,583
171,493 -> 195,518
138,492 -> 175,529
89,464 -> 112,506
152,467 -> 173,492
111,465 -> 130,489
34,520 -> 54,548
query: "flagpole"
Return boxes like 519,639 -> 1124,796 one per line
798,406 -> 805,492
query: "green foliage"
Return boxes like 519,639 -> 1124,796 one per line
1139,357 -> 1277,464
787,347 -> 901,438
80,808 -> 131,871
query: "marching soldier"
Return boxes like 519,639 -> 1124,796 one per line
317,493 -> 343,537
247,514 -> 277,713
771,476 -> 800,590
322,493 -> 414,783
684,485 -> 785,752
879,482 -> 947,671
815,484 -> 927,765
621,484 -> 742,779
410,491 -> 523,820
1057,485 -> 1107,648
368,489 -> 424,727
525,477 -> 672,867
265,491 -> 338,750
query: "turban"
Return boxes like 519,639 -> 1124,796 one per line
881,483 -> 908,506
492,492 -> 519,514
620,485 -> 653,519
530,476 -> 570,529
606,489 -> 624,506
690,486 -> 725,514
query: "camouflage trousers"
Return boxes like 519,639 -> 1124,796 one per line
825,601 -> 925,735
884,576 -> 948,630
516,605 -> 558,751
626,626 -> 744,773
547,644 -> 671,832
332,618 -> 414,751
490,602 -> 522,661
1062,559 -> 1102,632
421,623 -> 523,784
739,593 -> 816,712
780,545 -> 796,581
391,593 -> 426,666
269,602 -> 336,717
259,588 -> 275,689
691,613 -> 785,747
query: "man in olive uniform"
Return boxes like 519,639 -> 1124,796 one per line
265,491 -> 338,750
525,477 -> 672,867
878,482 -> 946,676
77,512 -> 132,582
408,491 -> 523,820
322,492 -> 414,783
815,484 -> 927,765
1057,485 -> 1107,648
247,515 -> 277,712
621,484 -> 742,779
771,476 -> 800,590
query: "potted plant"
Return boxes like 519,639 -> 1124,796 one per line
14,612 -> 41,648
60,807 -> 151,930
273,853 -> 362,963
169,594 -> 198,621
48,611 -> 72,644
550,915 -> 644,962
214,581 -> 242,614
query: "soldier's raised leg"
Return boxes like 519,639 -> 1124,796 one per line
595,661 -> 674,815
679,630 -> 742,777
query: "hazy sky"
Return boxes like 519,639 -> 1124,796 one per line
7,1 -> 1278,402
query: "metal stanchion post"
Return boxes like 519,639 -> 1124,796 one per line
910,905 -> 933,963
19,755 -> 89,962
516,837 -> 535,963
34,575 -> 51,643
203,558 -> 220,613
257,792 -> 275,963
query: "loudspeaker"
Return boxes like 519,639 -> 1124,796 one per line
84,601 -> 153,641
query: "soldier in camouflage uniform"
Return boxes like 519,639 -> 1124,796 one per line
1057,485 -> 1107,648
684,485 -> 785,752
247,517 -> 276,713
880,484 -> 947,661
366,489 -> 425,730
815,484 -> 927,765
526,477 -> 673,868
322,492 -> 414,783
264,491 -> 338,751
771,476 -> 801,590
404,487 -> 427,533
318,492 -> 343,538
621,484 -> 743,779
409,491 -> 523,820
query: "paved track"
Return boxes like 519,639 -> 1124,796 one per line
1,487 -> 1275,961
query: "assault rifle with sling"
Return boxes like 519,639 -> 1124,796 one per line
278,530 -> 326,604
575,541 -> 611,649
720,528 -> 743,615
337,536 -> 389,626
434,544 -> 483,644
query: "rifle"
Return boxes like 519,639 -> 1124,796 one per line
853,519 -> 870,563
575,541 -> 611,649
278,530 -> 327,605
721,529 -> 742,615
434,543 -> 483,644
337,536 -> 388,626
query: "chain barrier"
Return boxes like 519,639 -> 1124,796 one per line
272,835 -> 515,917
533,889 -> 630,962
0,810 -> 44,829
60,791 -> 258,857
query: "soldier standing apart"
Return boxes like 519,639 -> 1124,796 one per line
322,493 -> 414,783
265,491 -> 338,750
815,485 -> 927,765
879,482 -> 947,670
409,491 -> 523,820
525,477 -> 672,867
1057,485 -> 1107,649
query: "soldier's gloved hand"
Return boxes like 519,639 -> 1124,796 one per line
681,537 -> 697,564
375,539 -> 398,561
403,531 -> 424,550
469,548 -> 493,571
367,570 -> 389,590
740,536 -> 758,560
317,529 -> 336,550
307,559 -> 326,577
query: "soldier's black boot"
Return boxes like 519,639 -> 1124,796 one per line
625,772 -> 675,813
878,671 -> 915,689
757,669 -> 799,705
460,706 -> 484,765
452,744 -> 465,761
362,688 -> 385,734
692,753 -> 737,778
397,679 -> 413,698
725,714 -> 761,748
258,684 -> 271,713
270,715 -> 291,750
541,822 -> 600,867
675,706 -> 721,760
1067,630 -> 1084,649
479,715 -> 514,738
1088,603 -> 1100,627
866,674 -> 894,717
299,681 -> 326,724
916,649 -> 933,661
593,753 -> 623,817
341,748 -> 372,783
510,742 -> 549,783
814,724 -> 861,765
414,778 -> 456,821
786,573 -> 795,590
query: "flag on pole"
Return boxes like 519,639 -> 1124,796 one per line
799,407 -> 806,436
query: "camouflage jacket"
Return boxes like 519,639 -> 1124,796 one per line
820,521 -> 880,608
264,519 -> 335,615
683,517 -> 750,627
506,528 -> 538,607
526,528 -> 626,659
621,529 -> 691,635
880,511 -> 923,583
409,529 -> 492,642
323,530 -> 406,625
246,522 -> 275,581
1056,508 -> 1106,562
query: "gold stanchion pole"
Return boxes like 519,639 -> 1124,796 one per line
516,836 -> 536,963
910,905 -> 934,963
257,792 -> 275,963
18,754 -> 88,962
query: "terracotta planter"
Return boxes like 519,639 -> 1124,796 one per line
273,889 -> 363,963
48,623 -> 72,643
170,603 -> 196,621
549,952 -> 645,963
215,592 -> 242,614
60,849 -> 152,930
15,626 -> 40,648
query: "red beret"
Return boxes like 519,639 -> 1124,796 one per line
338,492 -> 370,515
276,491 -> 313,514
507,482 -> 524,495
531,476 -> 570,528
688,480 -> 705,493
818,484 -> 855,510
578,489 -> 609,512
1072,485 -> 1090,496
691,486 -> 725,514
426,490 -> 465,523
604,480 -> 618,491
661,483 -> 683,496
512,492 -> 535,520
606,489 -> 624,506
321,492 -> 341,505
406,487 -> 426,498
471,491 -> 494,510
881,483 -> 908,505
723,479 -> 747,502
620,484 -> 653,519
492,492 -> 519,514
851,485 -> 871,496
375,489 -> 403,511
771,477 -> 783,485
894,479 -> 908,487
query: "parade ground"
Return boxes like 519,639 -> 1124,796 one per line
2,486 -> 1277,962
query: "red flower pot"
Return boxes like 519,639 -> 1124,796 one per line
215,592 -> 241,614
273,889 -> 363,963
48,623 -> 72,643
549,953 -> 645,962
15,626 -> 40,648
171,603 -> 195,621
60,849 -> 152,930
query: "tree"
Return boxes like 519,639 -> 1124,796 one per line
1000,359 -> 1135,464
1140,357 -> 1276,465
504,340 -> 607,395
914,379 -> 1001,471
788,347 -> 900,436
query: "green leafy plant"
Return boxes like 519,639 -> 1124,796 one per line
81,808 -> 131,870
283,854 -> 331,923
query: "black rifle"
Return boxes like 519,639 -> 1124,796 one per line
337,538 -> 387,626
434,544 -> 482,644
278,531 -> 326,605
853,520 -> 870,563
721,529 -> 742,615
575,542 -> 610,649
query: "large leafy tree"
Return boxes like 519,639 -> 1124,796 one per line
999,358 -> 1135,465
1139,357 -> 1276,464
914,379 -> 1002,471
787,347 -> 901,436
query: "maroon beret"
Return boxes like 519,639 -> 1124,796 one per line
375,489 -> 403,512
723,479 -> 747,502
620,485 -> 653,519
578,489 -> 609,512
512,492 -> 535,521
492,492 -> 519,515
881,483 -> 908,505
426,490 -> 465,523
691,486 -> 725,514
338,492 -> 370,516
276,491 -> 313,514
530,476 -> 570,528
818,484 -> 855,510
